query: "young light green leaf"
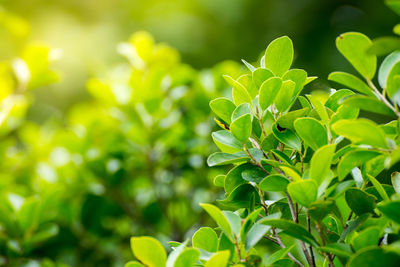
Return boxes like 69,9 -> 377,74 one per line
336,32 -> 376,79
192,227 -> 218,252
337,150 -> 381,180
294,117 -> 327,151
205,250 -> 230,267
328,72 -> 374,96
252,68 -> 274,88
200,203 -> 232,237
130,237 -> 166,267
241,59 -> 256,72
350,227 -> 381,251
259,174 -> 290,192
259,77 -> 282,110
231,103 -> 251,121
378,51 -> 400,89
283,69 -> 307,97
287,180 -> 318,207
212,130 -> 242,153
332,119 -> 388,148
264,36 -> 293,76
230,113 -> 252,143
174,248 -> 200,267
325,89 -> 355,112
310,144 -> 336,186
307,95 -> 329,124
210,98 -> 236,124
125,262 -> 145,267
207,152 -> 249,167
272,123 -> 302,151
345,188 -> 377,216
341,95 -> 396,117
366,174 -> 389,201
276,107 -> 309,131
274,80 -> 295,112
223,75 -> 252,106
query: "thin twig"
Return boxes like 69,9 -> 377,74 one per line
367,79 -> 400,117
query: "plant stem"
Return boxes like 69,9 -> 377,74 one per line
367,79 -> 400,117
307,212 -> 316,267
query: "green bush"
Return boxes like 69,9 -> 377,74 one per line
127,32 -> 400,267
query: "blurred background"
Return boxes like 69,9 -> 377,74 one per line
0,0 -> 398,266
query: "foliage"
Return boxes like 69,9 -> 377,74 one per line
127,31 -> 400,266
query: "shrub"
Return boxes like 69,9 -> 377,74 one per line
127,33 -> 400,267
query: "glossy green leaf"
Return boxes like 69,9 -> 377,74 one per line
259,77 -> 282,110
378,51 -> 400,89
174,248 -> 200,267
231,103 -> 251,121
205,250 -> 230,267
368,36 -> 400,56
307,95 -> 329,124
274,80 -> 295,112
200,203 -> 232,237
337,150 -> 381,180
272,123 -> 301,151
347,247 -> 400,267
210,98 -> 236,124
310,144 -> 336,186
258,218 -> 318,246
276,107 -> 309,131
212,130 -> 242,153
325,89 -> 355,112
351,227 -> 381,251
130,237 -> 166,267
223,75 -> 252,106
207,152 -> 248,167
287,180 -> 318,207
341,95 -> 396,117
259,174 -> 290,192
294,117 -> 327,151
366,174 -> 389,201
336,32 -> 376,79
192,227 -> 218,252
391,171 -> 400,193
332,119 -> 388,148
328,71 -> 374,96
264,36 -> 293,76
125,262 -> 145,267
377,201 -> 400,224
245,223 -> 270,251
386,60 -> 400,98
230,114 -> 252,143
345,188 -> 377,216
252,68 -> 274,88
283,69 -> 307,97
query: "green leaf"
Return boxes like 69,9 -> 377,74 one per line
212,130 -> 242,153
207,152 -> 249,167
218,184 -> 260,210
351,227 -> 381,251
130,236 -> 166,267
325,89 -> 355,112
308,199 -> 338,221
377,201 -> 400,224
368,36 -> 400,56
391,171 -> 400,193
294,117 -> 327,151
200,203 -> 232,237
276,107 -> 309,131
230,114 -> 252,143
366,174 -> 389,201
272,123 -> 301,151
259,77 -> 282,110
231,103 -> 251,121
386,60 -> 400,98
264,245 -> 295,266
274,80 -> 296,112
318,243 -> 353,259
283,69 -> 307,97
341,95 -> 396,117
336,32 -> 376,79
287,180 -> 318,207
307,95 -> 329,124
245,223 -> 270,251
345,188 -> 377,216
328,72 -> 374,96
378,51 -> 400,89
259,174 -> 290,192
252,68 -> 274,88
223,75 -> 252,106
332,119 -> 388,148
213,175 -> 225,187
264,36 -> 293,76
347,247 -> 400,267
210,98 -> 236,124
258,218 -> 318,246
205,250 -> 230,267
192,227 -> 218,252
240,208 -> 263,244
222,211 -> 241,236
174,248 -> 200,267
310,144 -> 336,186
337,150 -> 381,180
241,59 -> 256,72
